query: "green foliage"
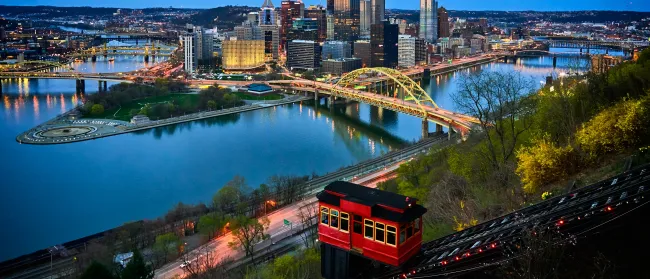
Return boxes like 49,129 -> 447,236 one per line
207,100 -> 217,110
227,215 -> 270,259
198,212 -> 228,239
121,250 -> 153,279
154,233 -> 180,261
576,96 -> 650,157
80,261 -> 116,279
212,175 -> 249,213
244,248 -> 321,279
91,104 -> 105,116
198,86 -> 244,110
516,138 -> 578,194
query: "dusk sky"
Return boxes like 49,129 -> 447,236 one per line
1,0 -> 649,11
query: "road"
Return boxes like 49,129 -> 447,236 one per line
154,161 -> 404,279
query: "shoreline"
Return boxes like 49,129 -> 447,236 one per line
15,95 -> 310,145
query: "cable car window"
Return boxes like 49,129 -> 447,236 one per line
399,227 -> 406,244
330,210 -> 339,229
353,217 -> 363,234
364,219 -> 374,239
414,218 -> 421,233
340,212 -> 349,232
321,207 -> 329,225
387,226 -> 397,246
407,224 -> 413,239
375,223 -> 385,243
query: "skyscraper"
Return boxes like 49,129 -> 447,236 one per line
182,35 -> 194,73
360,0 -> 372,37
333,0 -> 360,41
371,0 -> 384,23
281,0 -> 304,50
419,0 -> 438,42
398,35 -> 415,67
370,21 -> 398,68
437,7 -> 449,38
305,5 -> 327,42
260,0 -> 280,60
260,0 -> 277,26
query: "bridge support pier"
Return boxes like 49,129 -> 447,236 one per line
552,56 -> 557,68
436,123 -> 443,134
144,55 -> 149,63
91,55 -> 97,62
98,81 -> 108,92
606,48 -> 609,55
76,79 -> 85,94
421,119 -> 429,139
0,79 -> 3,95
448,121 -> 453,141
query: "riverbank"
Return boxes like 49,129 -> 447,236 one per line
15,95 -> 310,145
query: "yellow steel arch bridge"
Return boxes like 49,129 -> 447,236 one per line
269,67 -> 480,136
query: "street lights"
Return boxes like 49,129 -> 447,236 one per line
264,200 -> 276,215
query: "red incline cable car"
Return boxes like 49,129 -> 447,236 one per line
317,181 -> 427,268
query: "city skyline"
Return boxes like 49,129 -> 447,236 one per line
1,0 -> 649,11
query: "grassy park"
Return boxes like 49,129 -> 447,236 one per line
94,94 -> 200,121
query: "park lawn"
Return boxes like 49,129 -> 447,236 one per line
232,92 -> 284,101
85,93 -> 200,121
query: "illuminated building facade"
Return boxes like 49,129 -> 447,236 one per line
281,0 -> 304,49
222,40 -> 266,70
333,0 -> 360,41
419,0 -> 438,42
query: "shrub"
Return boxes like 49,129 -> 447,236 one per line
516,139 -> 578,194
576,96 -> 649,157
91,104 -> 105,116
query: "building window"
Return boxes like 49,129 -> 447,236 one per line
414,218 -> 421,234
353,215 -> 363,234
330,210 -> 339,229
364,219 -> 374,239
407,224 -> 413,239
399,227 -> 406,244
375,222 -> 385,243
387,226 -> 397,246
340,212 -> 349,232
321,207 -> 329,225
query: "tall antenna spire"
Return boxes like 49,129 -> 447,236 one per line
262,0 -> 274,8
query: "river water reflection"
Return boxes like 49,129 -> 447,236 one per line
0,52 -> 594,261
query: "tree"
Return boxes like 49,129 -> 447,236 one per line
153,233 -> 180,262
228,215 -> 270,262
452,70 -> 535,171
212,175 -> 249,213
207,100 -> 217,110
80,261 -> 116,279
297,202 -> 319,248
121,250 -> 154,279
91,104 -> 105,116
198,212 -> 228,239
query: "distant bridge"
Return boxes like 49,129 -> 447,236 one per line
542,39 -> 649,51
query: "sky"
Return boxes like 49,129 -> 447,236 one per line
1,0 -> 649,11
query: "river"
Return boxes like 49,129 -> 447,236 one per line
0,49 -> 605,262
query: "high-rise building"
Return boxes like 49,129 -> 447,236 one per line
360,0 -> 372,37
260,0 -> 277,25
479,18 -> 488,29
371,0 -> 384,23
370,21 -> 398,68
305,5 -> 327,42
419,0 -> 438,42
281,0 -> 304,49
260,0 -> 280,60
248,12 -> 260,25
398,19 -> 407,34
326,14 -> 335,40
398,35 -> 415,67
287,18 -> 320,42
437,7 -> 449,38
327,0 -> 334,14
222,40 -> 266,70
287,40 -> 321,70
235,21 -> 261,40
353,40 -> 371,67
182,35 -> 195,73
322,58 -> 362,75
333,0 -> 360,41
415,37 -> 427,64
260,25 -> 280,60
322,41 -> 352,59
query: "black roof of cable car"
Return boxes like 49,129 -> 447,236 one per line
317,181 -> 427,223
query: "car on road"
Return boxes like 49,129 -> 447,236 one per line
180,261 -> 190,268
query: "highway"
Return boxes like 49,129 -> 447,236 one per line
154,152 -> 412,279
